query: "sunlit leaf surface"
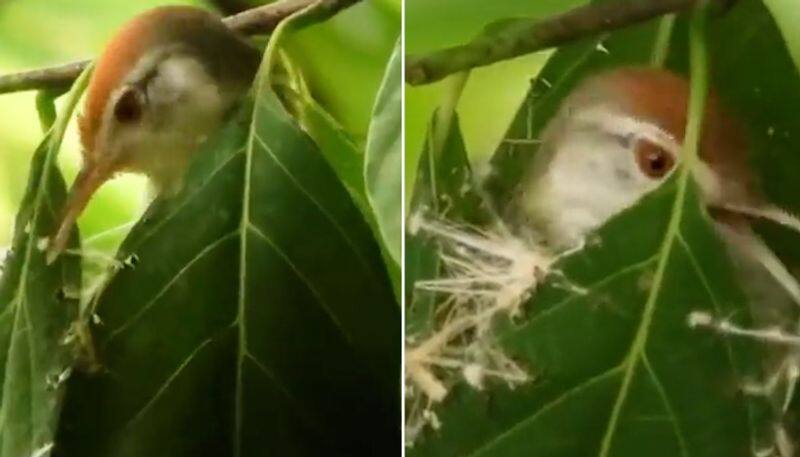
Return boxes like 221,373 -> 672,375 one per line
366,39 -> 402,267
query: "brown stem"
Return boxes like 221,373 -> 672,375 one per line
0,0 -> 360,94
406,0 -> 738,85
208,0 -> 252,16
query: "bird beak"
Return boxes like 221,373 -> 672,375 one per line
706,203 -> 752,231
47,162 -> 110,264
689,161 -> 754,229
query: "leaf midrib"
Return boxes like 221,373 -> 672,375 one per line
596,168 -> 690,457
233,8 -> 300,454
598,9 -> 709,452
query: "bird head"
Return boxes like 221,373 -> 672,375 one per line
515,67 -> 758,248
48,6 -> 260,262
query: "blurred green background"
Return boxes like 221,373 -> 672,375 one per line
405,0 -> 580,169
0,0 -> 399,249
405,0 -> 800,193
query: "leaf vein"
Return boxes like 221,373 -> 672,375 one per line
125,149 -> 245,254
105,231 -> 237,342
252,134 -> 376,279
244,353 -> 329,439
468,365 -> 623,457
503,255 -> 657,340
247,224 -> 357,348
642,352 -> 690,457
123,337 -> 213,428
676,233 -> 757,442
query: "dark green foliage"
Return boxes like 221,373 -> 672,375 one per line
54,73 -> 399,456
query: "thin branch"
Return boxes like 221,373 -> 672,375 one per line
406,0 -> 738,85
0,60 -> 92,94
0,0 -> 359,94
208,0 -> 251,16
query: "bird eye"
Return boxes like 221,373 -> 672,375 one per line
634,138 -> 675,179
114,88 -> 142,123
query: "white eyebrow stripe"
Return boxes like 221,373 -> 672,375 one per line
574,106 -> 683,157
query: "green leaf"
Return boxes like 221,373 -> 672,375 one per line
283,0 -> 400,138
410,181 -> 770,456
693,0 -> 800,428
290,44 -> 401,301
54,8 -> 399,456
763,0 -> 800,75
0,68 -> 89,457
409,1 -> 796,454
366,38 -> 402,266
34,91 -> 57,133
298,92 -> 369,211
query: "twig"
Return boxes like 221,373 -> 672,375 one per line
0,60 -> 92,94
406,0 -> 738,85
223,0 -> 352,34
0,0 -> 359,94
208,0 -> 251,16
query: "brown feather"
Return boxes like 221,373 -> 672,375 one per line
80,6 -> 225,159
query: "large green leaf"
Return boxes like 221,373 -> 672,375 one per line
292,38 -> 404,300
366,38 -> 402,266
764,0 -> 800,75
0,73 -> 88,456
648,3 -> 800,338
293,84 -> 402,302
296,90 -> 369,213
408,0 -> 800,454
694,0 -> 800,429
54,8 -> 399,456
410,180 -> 770,456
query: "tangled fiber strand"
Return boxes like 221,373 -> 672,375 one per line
405,214 -> 584,445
